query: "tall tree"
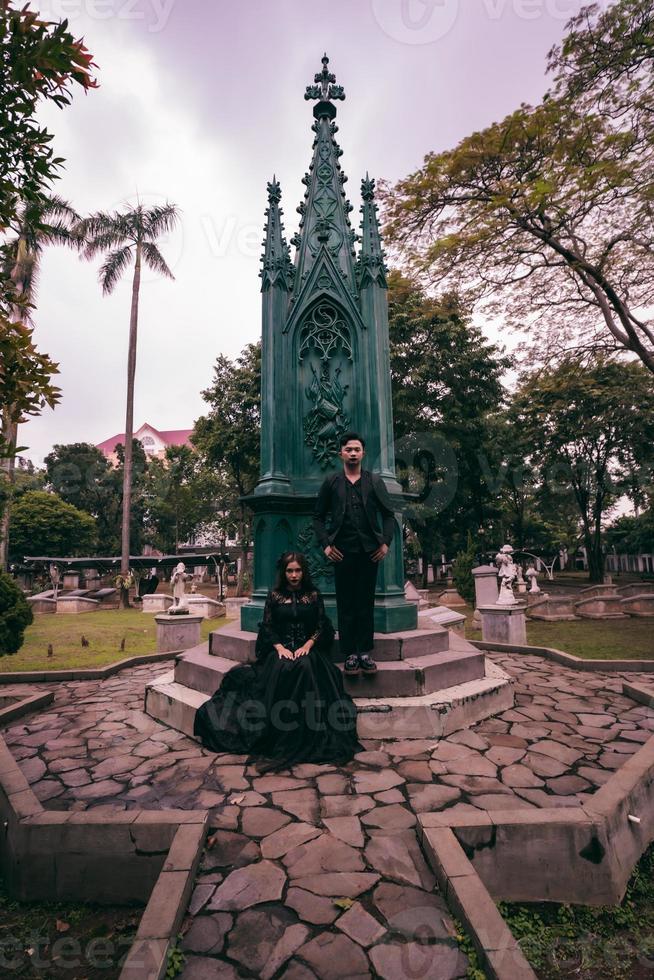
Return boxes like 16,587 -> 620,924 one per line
387,271 -> 509,579
0,2 -> 94,569
511,357 -> 654,582
81,202 -> 179,603
1,195 -> 81,570
192,344 -> 261,595
383,0 -> 654,373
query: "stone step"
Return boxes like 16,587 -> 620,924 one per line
175,644 -> 484,699
209,622 -> 450,664
145,659 -> 514,740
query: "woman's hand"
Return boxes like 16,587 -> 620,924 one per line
275,645 -> 295,661
293,641 -> 314,659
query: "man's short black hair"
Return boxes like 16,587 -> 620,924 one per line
339,431 -> 366,449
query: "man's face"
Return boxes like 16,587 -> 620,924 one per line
340,440 -> 364,466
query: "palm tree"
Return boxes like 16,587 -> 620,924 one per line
0,196 -> 80,571
82,202 -> 179,605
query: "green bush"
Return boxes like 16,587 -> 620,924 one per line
452,534 -> 477,604
0,572 -> 33,655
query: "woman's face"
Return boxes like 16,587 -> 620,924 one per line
285,560 -> 303,589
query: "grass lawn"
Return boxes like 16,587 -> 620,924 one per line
461,604 -> 654,660
2,610 -> 223,673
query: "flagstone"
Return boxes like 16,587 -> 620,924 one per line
292,872 -> 379,897
598,752 -> 628,770
187,882 -> 217,916
278,961 -> 317,980
385,739 -> 437,758
515,789 -> 580,808
510,723 -> 550,740
501,764 -> 544,789
202,831 -> 260,871
261,822 -> 322,860
284,887 -> 340,924
72,778 -> 125,799
92,755 -> 137,779
182,912 -> 232,954
180,955 -> 239,979
208,860 -> 286,911
60,768 -> 91,787
273,788 -> 320,823
374,788 -> 405,803
322,815 -> 364,847
371,882 -> 450,938
353,749 -> 390,766
296,932 -> 371,980
353,770 -> 405,794
214,766 -> 249,791
578,712 -> 615,727
440,774 -> 511,795
360,804 -> 416,831
485,746 -> 525,767
546,775 -> 592,795
396,760 -> 433,782
406,784 -> 460,812
241,806 -> 291,838
471,793 -> 537,811
370,942 -> 467,980
364,831 -> 435,890
226,906 -> 300,975
321,794 -> 375,818
522,752 -> 569,778
32,779 -> 64,800
430,741 -> 475,762
336,902 -> 385,947
283,834 -> 364,876
252,775 -> 310,794
448,730 -> 489,751
316,773 -> 349,795
445,753 -> 497,777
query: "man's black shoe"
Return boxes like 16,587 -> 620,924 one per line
344,654 -> 361,675
358,654 -> 377,675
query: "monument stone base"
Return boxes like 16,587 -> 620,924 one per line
154,613 -> 203,653
479,603 -> 527,645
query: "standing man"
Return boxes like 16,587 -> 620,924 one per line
313,432 -> 395,676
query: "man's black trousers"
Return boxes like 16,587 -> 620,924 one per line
334,551 -> 378,656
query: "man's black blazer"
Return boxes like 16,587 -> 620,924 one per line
312,470 -> 396,550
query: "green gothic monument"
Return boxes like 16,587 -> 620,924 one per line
241,55 -> 417,636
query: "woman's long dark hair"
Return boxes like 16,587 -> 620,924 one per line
272,552 -> 318,594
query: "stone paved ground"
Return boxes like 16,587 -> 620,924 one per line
2,654 -> 654,978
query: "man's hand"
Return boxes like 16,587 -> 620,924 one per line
275,645 -> 295,660
324,545 -> 344,562
293,641 -> 314,660
371,543 -> 389,563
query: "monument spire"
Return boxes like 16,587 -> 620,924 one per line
291,54 -> 357,299
358,174 -> 387,289
260,176 -> 293,293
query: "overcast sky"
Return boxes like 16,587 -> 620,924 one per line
22,0 -> 592,465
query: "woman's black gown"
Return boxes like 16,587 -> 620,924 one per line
194,588 -> 361,768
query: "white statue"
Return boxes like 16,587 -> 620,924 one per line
516,563 -> 527,593
495,545 -> 518,605
526,563 -> 541,594
170,562 -> 189,613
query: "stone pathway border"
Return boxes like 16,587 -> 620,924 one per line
0,688 -> 54,725
0,734 -> 208,980
422,826 -> 537,980
0,650 -> 177,685
472,639 -> 654,672
624,680 -> 654,708
419,731 -> 654,906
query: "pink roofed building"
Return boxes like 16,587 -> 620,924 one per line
96,422 -> 194,465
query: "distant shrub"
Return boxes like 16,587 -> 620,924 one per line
0,572 -> 33,655
452,535 -> 476,605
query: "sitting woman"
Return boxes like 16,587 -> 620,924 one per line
194,552 -> 361,770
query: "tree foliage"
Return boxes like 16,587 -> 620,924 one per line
9,490 -> 96,562
511,357 -> 654,581
143,445 -> 224,554
383,0 -> 654,373
0,570 -> 32,655
388,271 -> 510,573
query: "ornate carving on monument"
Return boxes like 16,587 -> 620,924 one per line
299,301 -> 352,466
298,302 -> 352,361
298,521 -> 334,581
